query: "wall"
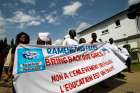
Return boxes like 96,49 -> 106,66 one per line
79,13 -> 139,48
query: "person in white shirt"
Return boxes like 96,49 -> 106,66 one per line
109,38 -> 119,52
120,47 -> 129,56
109,38 -> 126,78
120,45 -> 132,72
62,29 -> 78,46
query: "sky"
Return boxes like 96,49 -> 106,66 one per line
0,0 -> 129,44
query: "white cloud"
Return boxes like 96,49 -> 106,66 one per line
40,18 -> 46,22
0,16 -> 5,31
27,21 -> 41,26
30,40 -> 36,44
0,16 -> 6,39
50,2 -> 56,8
40,10 -> 46,13
51,11 -> 57,15
28,9 -> 36,15
10,11 -> 34,23
46,15 -> 57,24
128,0 -> 140,6
91,0 -> 95,2
2,3 -> 18,7
53,39 -> 63,45
76,22 -> 91,33
7,11 -> 42,27
89,0 -> 95,6
63,1 -> 82,16
20,0 -> 36,5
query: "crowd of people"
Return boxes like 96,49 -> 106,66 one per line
0,29 -> 132,93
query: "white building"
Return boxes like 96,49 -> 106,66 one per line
77,9 -> 140,48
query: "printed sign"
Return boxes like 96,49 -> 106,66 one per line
13,43 -> 127,93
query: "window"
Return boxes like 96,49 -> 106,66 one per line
102,29 -> 109,35
115,20 -> 121,27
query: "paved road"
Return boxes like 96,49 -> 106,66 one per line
94,72 -> 140,93
0,72 -> 140,93
108,72 -> 140,93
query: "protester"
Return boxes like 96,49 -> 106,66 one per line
78,38 -> 88,93
92,33 -> 109,87
37,32 -> 52,45
4,32 -> 30,93
120,45 -> 132,72
80,33 -> 109,93
90,33 -> 98,44
63,29 -> 78,46
108,38 -> 126,78
11,32 -> 30,74
108,38 -> 119,52
79,38 -> 86,44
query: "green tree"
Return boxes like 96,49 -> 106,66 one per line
4,37 -> 7,46
10,38 -> 15,48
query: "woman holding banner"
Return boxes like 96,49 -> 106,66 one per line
5,32 -> 30,93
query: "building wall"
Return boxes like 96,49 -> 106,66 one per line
79,14 -> 139,48
117,39 -> 138,48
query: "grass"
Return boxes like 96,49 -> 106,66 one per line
131,63 -> 140,71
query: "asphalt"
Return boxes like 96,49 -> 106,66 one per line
0,72 -> 140,93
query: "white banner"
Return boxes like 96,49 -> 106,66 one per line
13,43 -> 127,93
